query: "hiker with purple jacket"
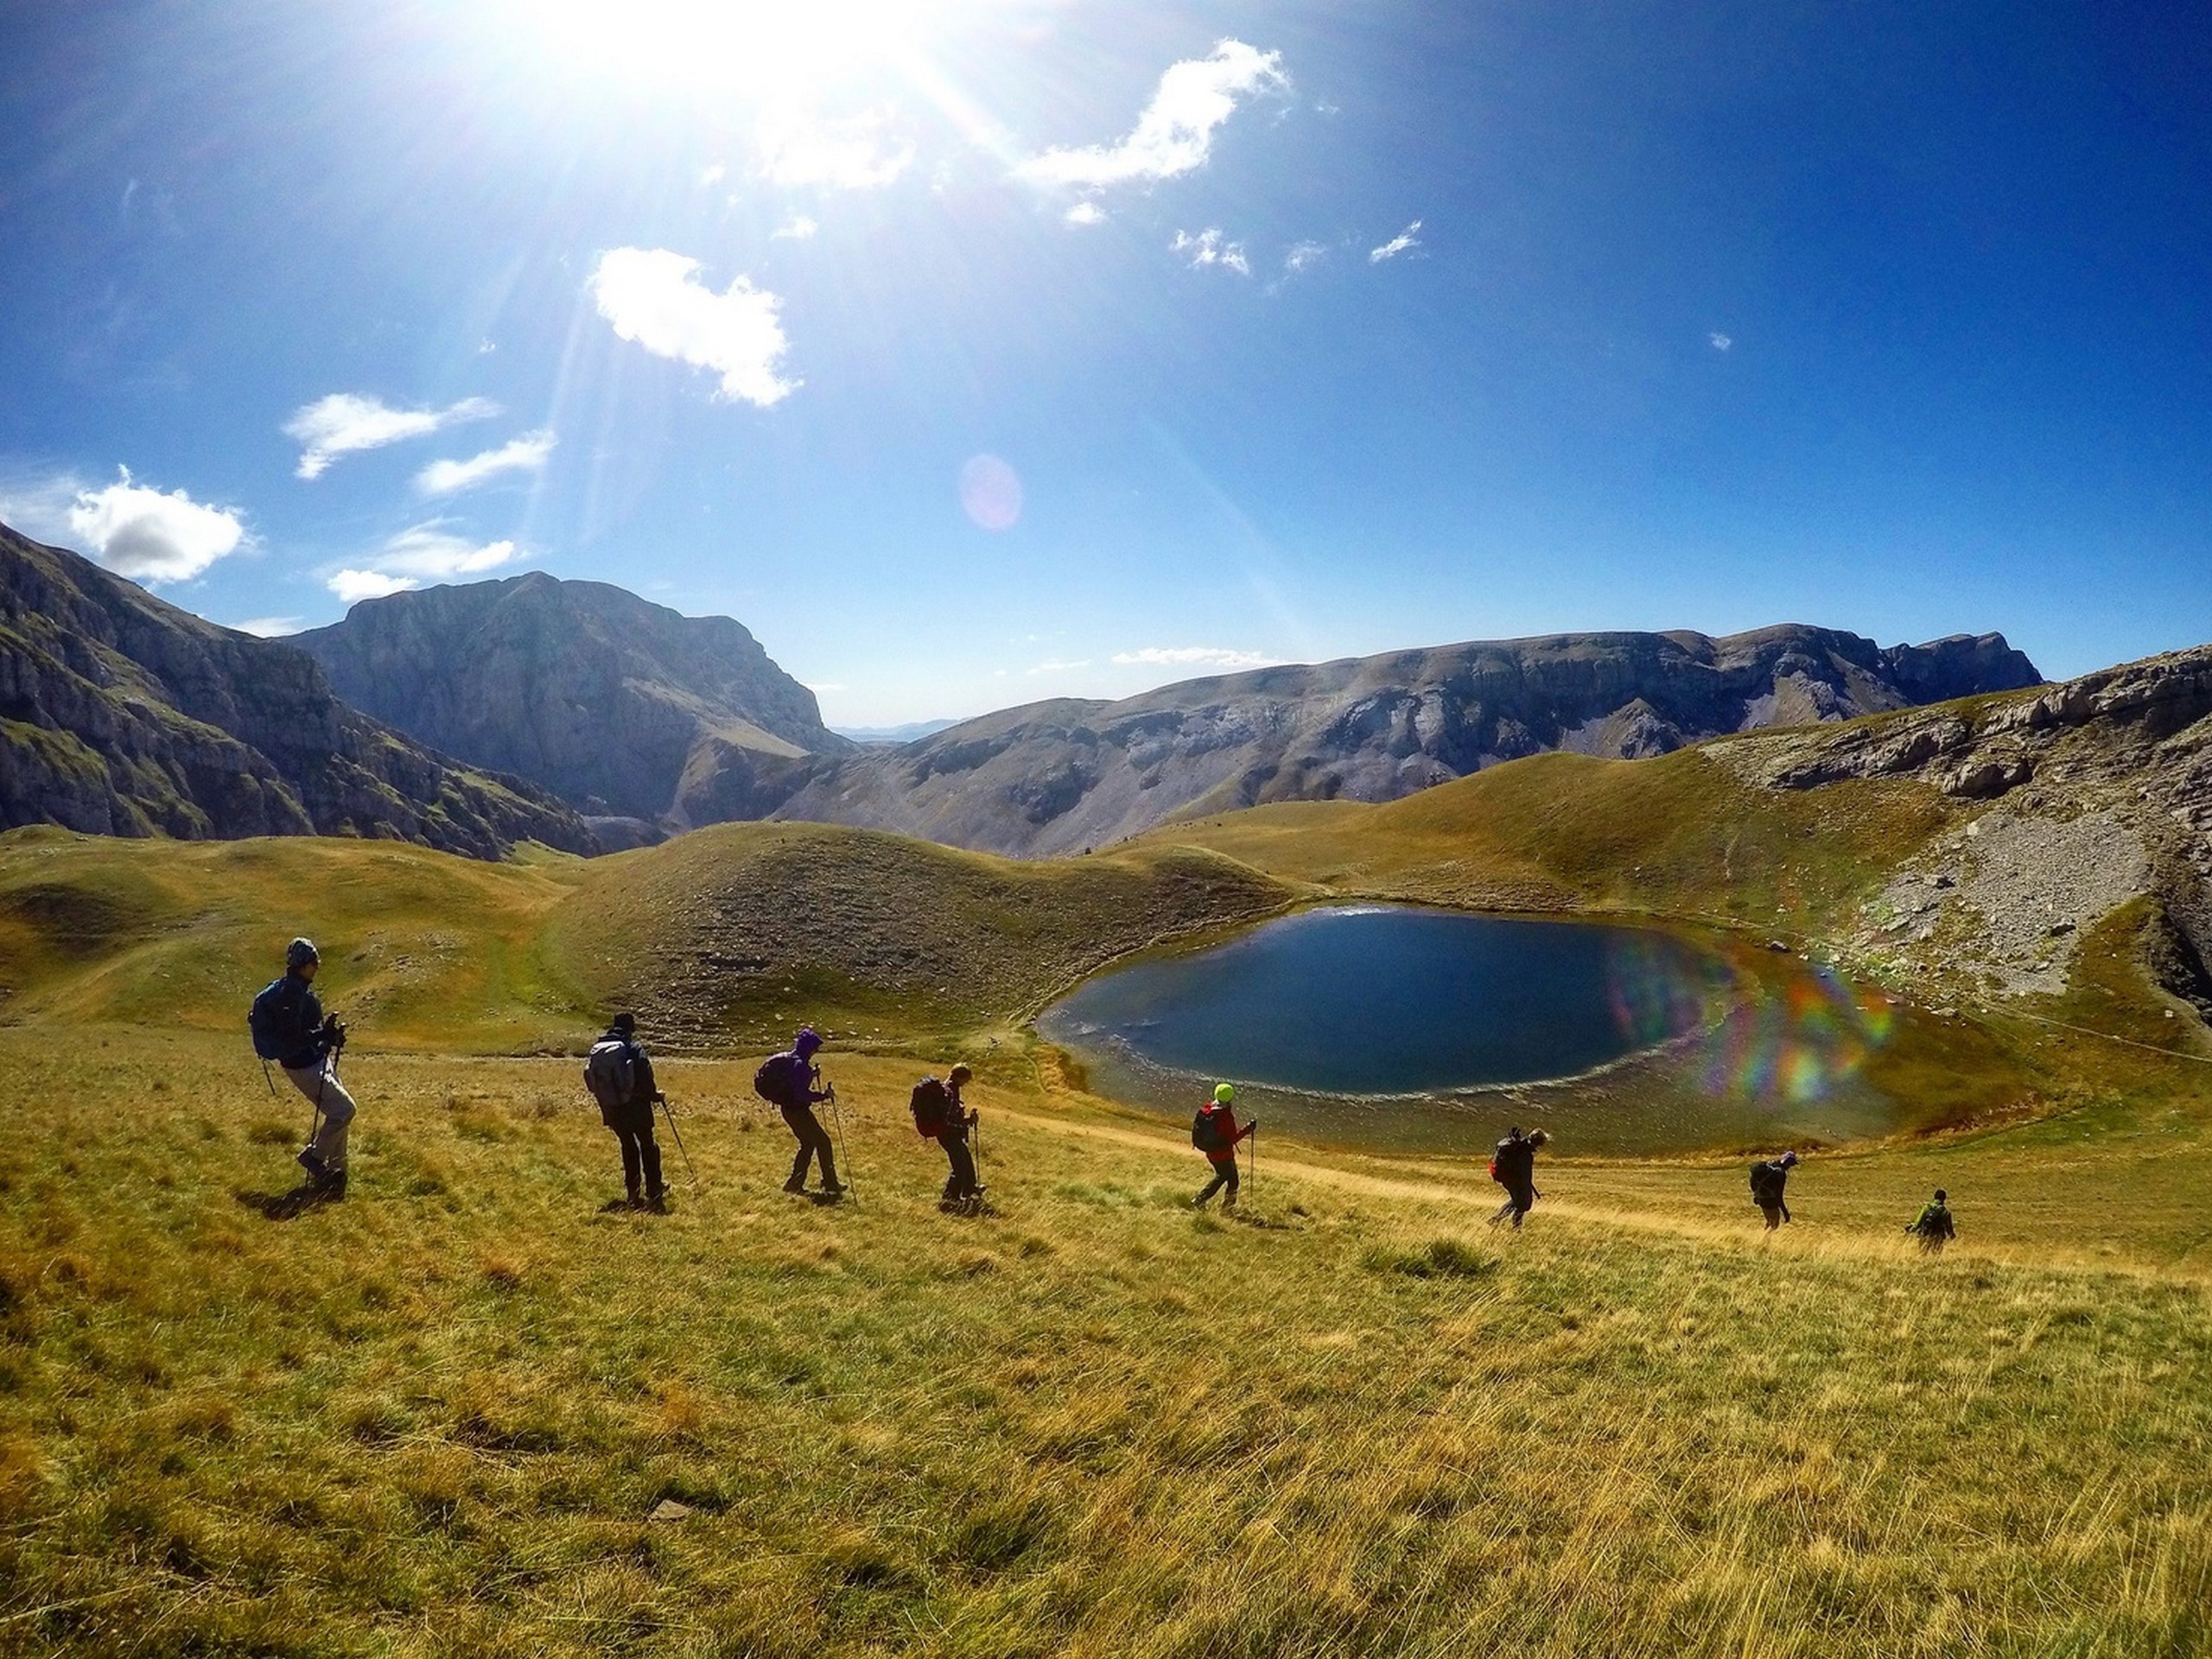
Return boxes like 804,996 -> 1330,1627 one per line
758,1027 -> 842,1198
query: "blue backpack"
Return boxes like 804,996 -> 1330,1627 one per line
248,978 -> 296,1062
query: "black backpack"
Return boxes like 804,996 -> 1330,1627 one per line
585,1039 -> 639,1111
911,1077 -> 950,1139
248,977 -> 296,1062
753,1052 -> 801,1109
1192,1109 -> 1223,1153
1750,1163 -> 1783,1205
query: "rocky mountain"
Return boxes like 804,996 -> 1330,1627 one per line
771,625 -> 2044,857
1712,642 -> 2212,1013
293,573 -> 850,836
0,523 -> 594,857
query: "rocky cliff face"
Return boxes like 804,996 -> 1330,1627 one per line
1710,644 -> 2212,1013
293,574 -> 850,826
0,523 -> 595,858
771,625 -> 2044,857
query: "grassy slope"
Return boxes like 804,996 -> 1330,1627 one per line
1,1034 -> 2207,1658
3,743 -> 2212,1655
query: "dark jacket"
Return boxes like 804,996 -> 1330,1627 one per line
1750,1161 -> 1790,1206
269,971 -> 328,1071
1494,1135 -> 1536,1189
1910,1200 -> 1955,1240
596,1032 -> 659,1128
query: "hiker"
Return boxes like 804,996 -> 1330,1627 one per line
758,1027 -> 841,1198
1750,1150 -> 1800,1230
248,938 -> 356,1197
585,1013 -> 667,1212
1489,1125 -> 1548,1228
912,1065 -> 983,1211
1192,1083 -> 1255,1210
1907,1188 -> 1956,1253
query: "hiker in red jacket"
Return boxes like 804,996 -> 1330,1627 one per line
1192,1083 -> 1255,1211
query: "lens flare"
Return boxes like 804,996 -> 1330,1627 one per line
1607,936 -> 1896,1103
960,453 -> 1023,530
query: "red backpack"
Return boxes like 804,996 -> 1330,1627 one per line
910,1077 -> 951,1139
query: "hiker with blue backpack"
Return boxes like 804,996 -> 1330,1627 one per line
248,938 -> 356,1198
1192,1083 -> 1255,1210
585,1013 -> 668,1212
757,1027 -> 843,1198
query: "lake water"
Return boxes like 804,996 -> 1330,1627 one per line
1038,905 -> 1915,1156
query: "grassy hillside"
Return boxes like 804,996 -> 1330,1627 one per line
0,829 -> 591,1052
547,822 -> 1291,1051
1,1030 -> 2208,1657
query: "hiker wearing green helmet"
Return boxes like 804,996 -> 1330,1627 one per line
1191,1082 -> 1255,1210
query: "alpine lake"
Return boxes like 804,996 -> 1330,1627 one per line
1035,904 -> 1935,1157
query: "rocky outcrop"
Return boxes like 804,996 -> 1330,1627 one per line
771,626 -> 2043,857
0,522 -> 595,858
1712,644 -> 2212,1008
294,573 -> 851,824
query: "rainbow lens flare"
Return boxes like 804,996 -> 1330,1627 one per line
1607,936 -> 1896,1103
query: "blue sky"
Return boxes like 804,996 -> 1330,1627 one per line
2,0 -> 2207,725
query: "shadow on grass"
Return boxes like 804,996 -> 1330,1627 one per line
233,1182 -> 338,1221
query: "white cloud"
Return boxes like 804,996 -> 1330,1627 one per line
373,524 -> 521,580
1026,658 -> 1092,675
324,522 -> 524,607
327,569 -> 417,604
414,430 -> 556,496
1709,332 -> 1733,352
1369,220 -> 1422,263
1112,646 -> 1280,671
771,214 -> 820,241
1283,239 -> 1328,273
699,162 -> 727,186
1016,40 -> 1288,189
589,248 -> 799,407
65,467 -> 245,582
757,105 -> 912,189
231,616 -> 305,638
1172,227 -> 1250,276
283,392 -> 498,480
1064,201 -> 1107,226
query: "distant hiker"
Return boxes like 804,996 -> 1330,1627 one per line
1907,1188 -> 1956,1253
1192,1083 -> 1255,1211
1750,1150 -> 1800,1230
757,1027 -> 841,1198
1489,1126 -> 1548,1228
585,1013 -> 666,1212
912,1065 -> 983,1211
248,938 -> 356,1198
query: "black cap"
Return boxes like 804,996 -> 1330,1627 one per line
610,1012 -> 636,1033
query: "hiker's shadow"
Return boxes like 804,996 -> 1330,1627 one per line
235,1183 -> 332,1222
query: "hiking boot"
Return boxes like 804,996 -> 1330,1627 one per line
320,1170 -> 348,1201
783,1177 -> 809,1195
645,1193 -> 670,1214
819,1179 -> 846,1198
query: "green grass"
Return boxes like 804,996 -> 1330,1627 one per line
2,1032 -> 2209,1656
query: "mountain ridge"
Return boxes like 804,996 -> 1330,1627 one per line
0,522 -> 594,858
767,623 -> 2044,856
293,571 -> 851,827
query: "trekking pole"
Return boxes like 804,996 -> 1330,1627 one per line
1249,1122 -> 1257,1207
658,1096 -> 700,1190
259,1058 -> 279,1097
826,1084 -> 857,1206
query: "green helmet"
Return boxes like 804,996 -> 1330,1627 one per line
1213,1083 -> 1236,1105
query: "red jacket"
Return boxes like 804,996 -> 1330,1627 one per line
1199,1103 -> 1250,1164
